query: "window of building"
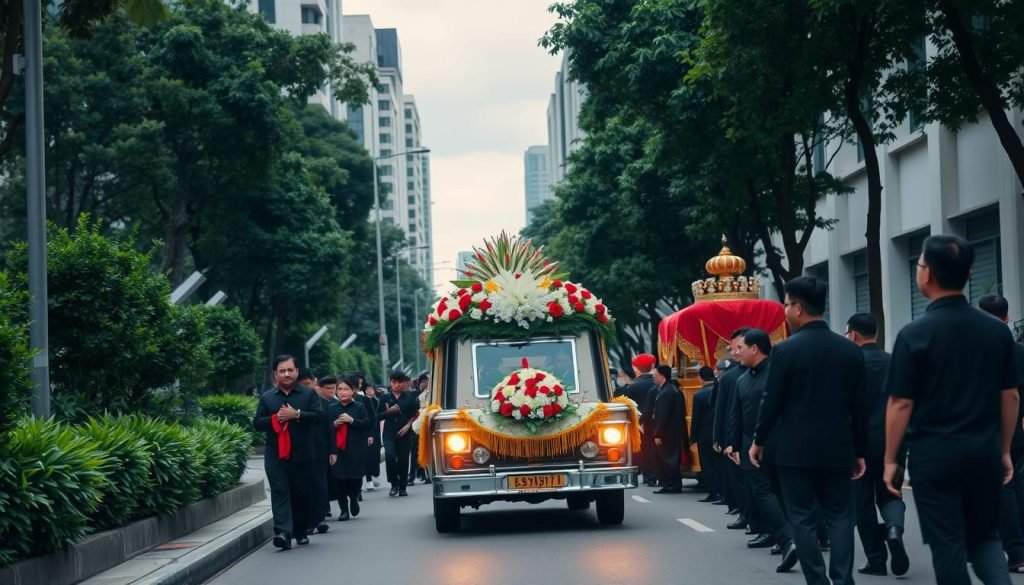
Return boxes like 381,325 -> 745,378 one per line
908,37 -> 927,132
406,154 -> 415,162
405,108 -> 413,119
381,83 -> 391,94
405,137 -> 414,147
380,133 -> 392,144
380,149 -> 392,157
378,99 -> 391,111
405,124 -> 413,133
966,211 -> 1002,302
258,0 -> 276,22
409,209 -> 416,218
408,195 -> 416,204
379,117 -> 391,127
408,224 -> 417,232
300,5 -> 322,24
852,251 -> 870,313
908,232 -> 930,320
808,263 -> 831,326
407,182 -> 415,191
380,200 -> 393,210
379,165 -> 393,176
345,104 -> 364,145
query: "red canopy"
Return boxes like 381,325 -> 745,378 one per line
658,299 -> 788,367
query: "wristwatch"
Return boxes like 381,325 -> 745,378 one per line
296,409 -> 301,421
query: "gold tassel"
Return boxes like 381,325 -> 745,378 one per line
417,404 -> 442,469
611,396 -> 643,453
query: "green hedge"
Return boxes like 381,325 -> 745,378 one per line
198,394 -> 263,445
0,413 -> 252,567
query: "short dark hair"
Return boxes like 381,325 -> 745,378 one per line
730,327 -> 751,339
742,328 -> 772,356
339,374 -> 361,390
318,375 -> 338,387
921,234 -> 973,291
698,366 -> 715,382
390,370 -> 410,382
272,355 -> 297,371
978,294 -> 1009,319
784,276 -> 827,316
845,313 -> 877,337
297,368 -> 316,382
655,364 -> 673,379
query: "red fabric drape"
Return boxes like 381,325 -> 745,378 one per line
336,424 -> 349,451
270,414 -> 291,460
659,299 -> 787,366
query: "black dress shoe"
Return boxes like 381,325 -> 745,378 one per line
357,493 -> 363,502
273,534 -> 292,550
727,517 -> 748,529
711,499 -> 728,506
769,544 -> 782,555
698,494 -> 719,502
423,477 -> 432,484
653,486 -> 682,494
886,526 -> 909,576
726,508 -> 740,515
857,563 -> 887,576
399,488 -> 408,496
350,498 -> 360,517
777,542 -> 798,572
747,534 -> 773,548
336,510 -> 350,521
296,535 -> 310,545
316,522 -> 329,534
407,478 -> 416,487
389,486 -> 399,497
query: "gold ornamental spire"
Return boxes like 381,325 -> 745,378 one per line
692,236 -> 760,302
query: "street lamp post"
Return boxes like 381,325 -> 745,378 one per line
372,147 -> 430,383
413,289 -> 422,375
395,254 -> 403,374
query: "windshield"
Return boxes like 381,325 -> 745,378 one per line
471,338 -> 580,398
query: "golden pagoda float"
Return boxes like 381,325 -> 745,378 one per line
658,238 -> 787,475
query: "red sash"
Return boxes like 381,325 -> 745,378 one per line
271,414 -> 291,460
336,424 -> 349,451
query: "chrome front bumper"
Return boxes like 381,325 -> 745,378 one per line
432,466 -> 638,499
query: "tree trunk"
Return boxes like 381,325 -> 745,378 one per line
159,192 -> 189,285
939,0 -> 1024,189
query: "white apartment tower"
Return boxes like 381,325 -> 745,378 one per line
546,51 -> 586,185
524,145 -> 553,225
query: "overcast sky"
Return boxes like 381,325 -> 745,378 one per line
342,0 -> 561,293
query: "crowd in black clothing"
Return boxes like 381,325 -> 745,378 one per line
253,359 -> 432,550
615,235 -> 1024,585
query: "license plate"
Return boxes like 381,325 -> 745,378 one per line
508,474 -> 567,491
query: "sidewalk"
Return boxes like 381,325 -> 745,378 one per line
80,460 -> 272,585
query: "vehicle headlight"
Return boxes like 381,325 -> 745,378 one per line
445,432 -> 470,454
472,446 -> 491,465
580,440 -> 599,459
600,426 -> 625,446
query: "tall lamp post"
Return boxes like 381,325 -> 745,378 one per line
373,147 -> 430,384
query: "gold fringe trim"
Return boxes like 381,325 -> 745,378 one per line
611,396 -> 643,454
453,405 -> 612,460
417,404 -> 442,469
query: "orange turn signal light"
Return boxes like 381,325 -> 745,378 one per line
449,456 -> 465,470
607,448 -> 622,462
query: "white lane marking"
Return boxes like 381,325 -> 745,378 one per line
678,518 -> 715,533
631,495 -> 651,504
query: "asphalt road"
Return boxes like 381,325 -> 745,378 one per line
207,478 -> 1024,585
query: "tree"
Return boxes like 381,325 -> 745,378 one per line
0,271 -> 32,433
199,305 -> 262,392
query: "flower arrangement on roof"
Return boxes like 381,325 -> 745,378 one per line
421,233 -> 615,352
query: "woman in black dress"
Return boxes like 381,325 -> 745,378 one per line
328,375 -> 370,520
362,381 -> 384,489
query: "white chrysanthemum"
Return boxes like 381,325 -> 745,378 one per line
491,400 -> 501,412
510,393 -> 527,407
472,292 -> 486,302
512,410 -> 522,420
470,309 -> 483,320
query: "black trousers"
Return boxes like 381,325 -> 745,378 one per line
777,465 -> 855,585
265,458 -> 315,538
718,451 -> 737,509
656,442 -> 682,488
697,440 -> 720,496
745,466 -> 792,545
310,458 -> 331,525
854,454 -> 906,566
334,477 -> 362,513
730,461 -> 750,518
999,447 -> 1024,560
641,424 -> 657,480
384,435 -> 412,488
911,455 -> 1010,585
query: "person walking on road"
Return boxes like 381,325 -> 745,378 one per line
253,355 -> 325,550
843,313 -> 909,577
652,364 -> 688,494
751,276 -> 868,585
311,374 -> 340,533
884,235 -> 1020,585
328,375 -> 371,521
691,367 -> 720,504
717,330 -> 751,528
381,370 -> 420,497
626,354 -> 658,486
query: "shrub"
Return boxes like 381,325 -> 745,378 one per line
118,415 -> 201,514
75,416 -> 154,529
0,419 -> 111,564
200,305 -> 262,391
189,418 -> 251,497
0,272 -> 33,434
198,394 -> 261,445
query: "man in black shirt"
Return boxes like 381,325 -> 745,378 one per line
311,375 -> 341,533
691,367 -> 720,503
978,294 -> 1024,572
844,313 -> 908,577
253,355 -> 325,550
652,364 -> 687,493
884,235 -> 1019,585
626,354 -> 658,486
752,276 -> 867,585
716,329 -> 751,527
382,370 -> 420,497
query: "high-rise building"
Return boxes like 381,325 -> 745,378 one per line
546,51 -> 586,185
456,251 -> 475,278
404,96 -> 432,287
524,145 -> 552,225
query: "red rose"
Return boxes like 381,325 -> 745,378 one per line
564,283 -> 578,294
478,299 -> 492,312
534,372 -> 546,381
539,385 -> 551,395
525,387 -> 537,398
548,302 -> 564,318
552,403 -> 562,414
437,299 -> 448,315
574,302 -> 585,313
567,294 -> 579,305
499,403 -> 514,417
458,288 -> 468,296
554,385 -> 564,396
598,314 -> 609,324
508,373 -> 520,385
595,304 -> 606,314
519,405 -> 531,416
514,273 -> 522,280
552,280 -> 562,288
526,377 -> 537,389
494,391 -> 506,402
581,290 -> 592,300
447,309 -> 462,320
427,316 -> 437,325
471,282 -> 483,293
542,404 -> 554,418
458,295 -> 472,311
